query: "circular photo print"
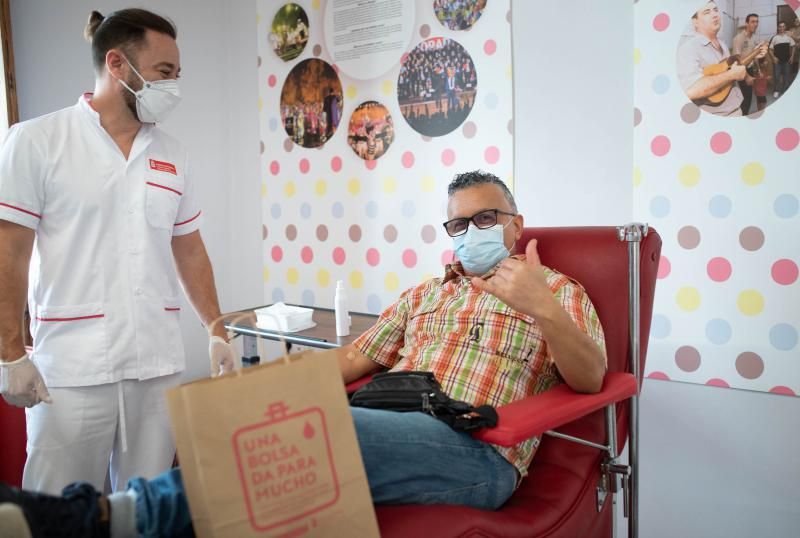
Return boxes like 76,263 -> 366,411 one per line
270,3 -> 310,62
434,0 -> 488,31
347,101 -> 395,161
398,37 -> 477,137
676,1 -> 799,118
280,59 -> 343,148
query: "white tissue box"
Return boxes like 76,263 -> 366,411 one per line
254,302 -> 316,332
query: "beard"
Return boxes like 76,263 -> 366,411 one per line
122,72 -> 142,121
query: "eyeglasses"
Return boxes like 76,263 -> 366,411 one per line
442,209 -> 517,237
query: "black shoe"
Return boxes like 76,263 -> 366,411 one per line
0,482 -> 108,538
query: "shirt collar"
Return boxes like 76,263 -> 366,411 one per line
78,93 -> 102,126
443,254 -> 526,284
693,31 -> 713,46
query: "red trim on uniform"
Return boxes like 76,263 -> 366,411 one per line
36,314 -> 104,322
165,307 -> 181,312
149,159 -> 178,175
175,210 -> 201,226
146,182 -> 183,196
0,202 -> 41,219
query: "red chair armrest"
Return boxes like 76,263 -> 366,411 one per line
345,374 -> 375,393
473,372 -> 637,446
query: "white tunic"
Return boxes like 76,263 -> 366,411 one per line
0,94 -> 202,387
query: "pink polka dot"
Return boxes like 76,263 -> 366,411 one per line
331,156 -> 342,173
710,132 -> 732,154
365,159 -> 377,170
441,249 -> 454,266
776,128 -> 799,151
332,247 -> 346,265
650,135 -> 670,157
652,13 -> 670,31
299,159 -> 310,174
402,249 -> 417,268
484,146 -> 500,164
267,74 -> 277,88
300,246 -> 314,264
647,372 -> 670,380
366,248 -> 380,267
706,378 -> 730,388
402,151 -> 415,168
270,161 -> 280,175
271,246 -> 283,263
707,257 -> 732,282
441,149 -> 456,166
483,39 -> 497,55
771,259 -> 798,285
769,386 -> 797,396
657,256 -> 671,279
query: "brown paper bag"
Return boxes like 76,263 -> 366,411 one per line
167,348 -> 380,538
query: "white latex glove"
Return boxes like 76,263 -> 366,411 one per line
0,354 -> 53,408
209,336 -> 241,377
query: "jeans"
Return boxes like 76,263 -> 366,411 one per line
127,408 -> 518,536
774,62 -> 790,94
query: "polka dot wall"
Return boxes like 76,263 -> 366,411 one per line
257,1 -> 513,315
635,0 -> 799,396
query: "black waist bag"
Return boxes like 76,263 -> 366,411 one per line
349,371 -> 498,433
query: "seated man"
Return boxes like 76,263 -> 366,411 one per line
1,171 -> 606,537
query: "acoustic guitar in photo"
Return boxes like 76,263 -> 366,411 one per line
701,42 -> 768,105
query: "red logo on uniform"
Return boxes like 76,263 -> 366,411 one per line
149,159 -> 177,175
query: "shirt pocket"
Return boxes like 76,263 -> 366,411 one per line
482,305 -> 539,365
145,176 -> 184,230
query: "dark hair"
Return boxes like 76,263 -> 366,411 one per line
745,13 -> 758,23
84,9 -> 177,71
447,170 -> 517,213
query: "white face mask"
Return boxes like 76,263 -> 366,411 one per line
117,56 -> 181,123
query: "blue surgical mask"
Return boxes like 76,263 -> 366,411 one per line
453,222 -> 510,275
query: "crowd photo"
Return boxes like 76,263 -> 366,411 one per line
280,59 -> 343,148
347,101 -> 395,161
397,37 -> 477,137
433,0 -> 488,31
269,2 -> 309,62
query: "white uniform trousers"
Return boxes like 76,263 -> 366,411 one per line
22,374 -> 180,495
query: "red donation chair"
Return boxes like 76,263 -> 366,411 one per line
369,224 -> 661,538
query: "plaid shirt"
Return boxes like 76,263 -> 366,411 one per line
353,256 -> 606,478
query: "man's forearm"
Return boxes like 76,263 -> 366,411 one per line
685,69 -> 740,100
171,231 -> 226,338
0,221 -> 34,360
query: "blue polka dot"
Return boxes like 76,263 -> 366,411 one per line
366,201 -> 379,219
271,287 -> 285,303
652,75 -> 670,94
270,203 -> 282,219
401,200 -> 416,218
774,194 -> 798,218
300,203 -> 312,219
709,195 -> 732,218
484,93 -> 499,109
332,202 -> 344,218
649,196 -> 671,218
769,323 -> 797,350
705,319 -> 732,345
651,314 -> 671,339
367,294 -> 382,314
269,117 -> 278,132
301,289 -> 315,306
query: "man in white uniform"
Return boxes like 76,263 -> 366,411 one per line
0,9 -> 238,494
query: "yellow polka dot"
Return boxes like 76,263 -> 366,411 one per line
261,182 -> 267,197
506,174 -> 514,194
385,272 -> 399,292
284,181 -> 296,197
678,164 -> 701,187
346,85 -> 357,100
258,96 -> 263,113
262,266 -> 269,283
633,167 -> 642,187
381,80 -> 393,96
741,162 -> 764,186
505,65 -> 512,80
256,13 -> 261,25
676,287 -> 701,311
349,271 -> 364,290
317,269 -> 330,287
347,177 -> 361,195
634,48 -> 641,65
383,176 -> 397,194
311,0 -> 320,9
315,179 -> 327,196
737,290 -> 764,316
286,268 -> 299,285
421,175 -> 436,193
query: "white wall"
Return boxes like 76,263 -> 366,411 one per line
9,1 -> 799,536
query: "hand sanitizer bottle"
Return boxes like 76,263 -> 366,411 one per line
335,280 -> 350,337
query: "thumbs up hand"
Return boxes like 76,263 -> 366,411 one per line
471,239 -> 560,319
